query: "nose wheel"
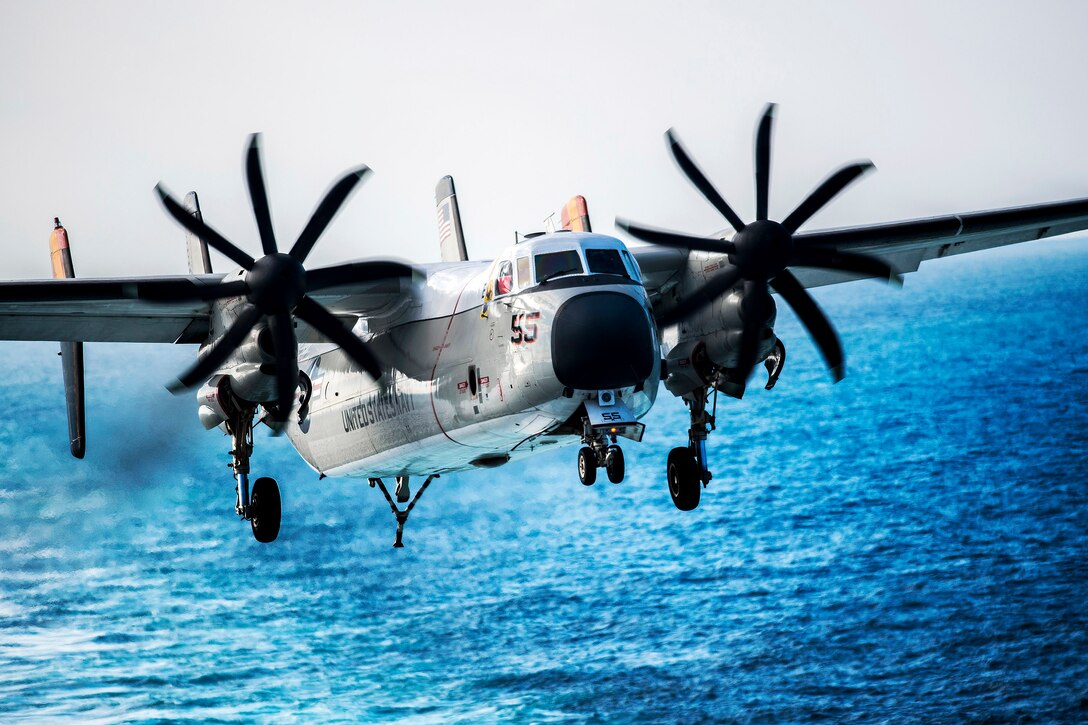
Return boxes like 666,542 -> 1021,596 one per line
577,443 -> 626,486
605,445 -> 624,483
577,447 -> 597,485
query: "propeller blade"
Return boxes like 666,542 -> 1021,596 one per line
780,161 -> 875,235
168,304 -> 263,393
306,259 -> 414,292
770,269 -> 844,381
666,129 -> 746,234
615,218 -> 736,255
246,134 -> 278,257
268,312 -> 299,423
156,185 -> 256,270
141,279 -> 250,302
289,166 -> 372,263
789,247 -> 903,286
755,103 -> 775,221
657,264 -> 744,327
294,295 -> 383,380
734,281 -> 772,381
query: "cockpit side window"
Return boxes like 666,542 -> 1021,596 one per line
534,250 -> 583,283
621,250 -> 642,282
495,260 -> 514,296
516,256 -> 531,288
585,248 -> 630,278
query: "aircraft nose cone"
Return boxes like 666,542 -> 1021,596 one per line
551,292 -> 656,390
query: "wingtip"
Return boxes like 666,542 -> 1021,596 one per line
830,365 -> 846,383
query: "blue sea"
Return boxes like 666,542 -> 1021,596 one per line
1,239 -> 1086,722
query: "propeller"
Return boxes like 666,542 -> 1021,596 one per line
617,103 -> 902,385
155,134 -> 414,422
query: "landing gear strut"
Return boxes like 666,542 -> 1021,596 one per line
667,386 -> 715,511
371,474 -> 439,548
577,417 -> 626,485
225,403 -> 281,542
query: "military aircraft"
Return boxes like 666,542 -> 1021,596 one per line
2,104 -> 1086,546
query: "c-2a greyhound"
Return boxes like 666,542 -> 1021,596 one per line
3,105 -> 1087,546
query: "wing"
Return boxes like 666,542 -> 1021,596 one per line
790,196 -> 1088,288
629,246 -> 689,303
0,272 -> 413,344
628,196 -> 1088,295
0,275 -> 219,343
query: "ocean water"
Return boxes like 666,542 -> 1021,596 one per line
1,239 -> 1086,722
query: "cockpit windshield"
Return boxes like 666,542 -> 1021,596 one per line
534,250 -> 583,283
585,248 -> 630,278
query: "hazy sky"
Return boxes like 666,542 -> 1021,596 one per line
2,1 -> 1087,278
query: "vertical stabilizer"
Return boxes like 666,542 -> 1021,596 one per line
184,191 -> 213,274
49,217 -> 86,459
560,195 -> 592,232
435,176 -> 468,262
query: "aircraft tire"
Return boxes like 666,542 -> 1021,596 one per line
666,447 -> 700,511
605,445 -> 625,484
250,476 -> 281,543
577,447 -> 597,486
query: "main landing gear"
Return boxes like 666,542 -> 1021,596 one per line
577,419 -> 626,486
370,474 -> 439,547
225,403 -> 281,543
666,386 -> 716,511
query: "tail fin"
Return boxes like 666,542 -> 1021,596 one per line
435,176 -> 468,262
544,195 -> 593,233
184,192 -> 213,274
560,195 -> 592,232
49,217 -> 86,459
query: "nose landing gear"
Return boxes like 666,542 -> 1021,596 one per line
577,419 -> 627,486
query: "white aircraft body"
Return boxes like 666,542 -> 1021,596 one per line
3,105 -> 1087,546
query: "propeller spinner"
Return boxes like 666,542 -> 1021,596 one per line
618,103 -> 902,384
155,135 -> 413,422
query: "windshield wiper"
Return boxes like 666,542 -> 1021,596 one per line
538,269 -> 577,285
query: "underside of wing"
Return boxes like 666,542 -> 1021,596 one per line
628,246 -> 689,304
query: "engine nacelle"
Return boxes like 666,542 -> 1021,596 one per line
196,374 -> 237,430
701,287 -> 777,370
660,252 -> 779,398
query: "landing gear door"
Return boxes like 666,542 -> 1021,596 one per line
584,399 -> 645,443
